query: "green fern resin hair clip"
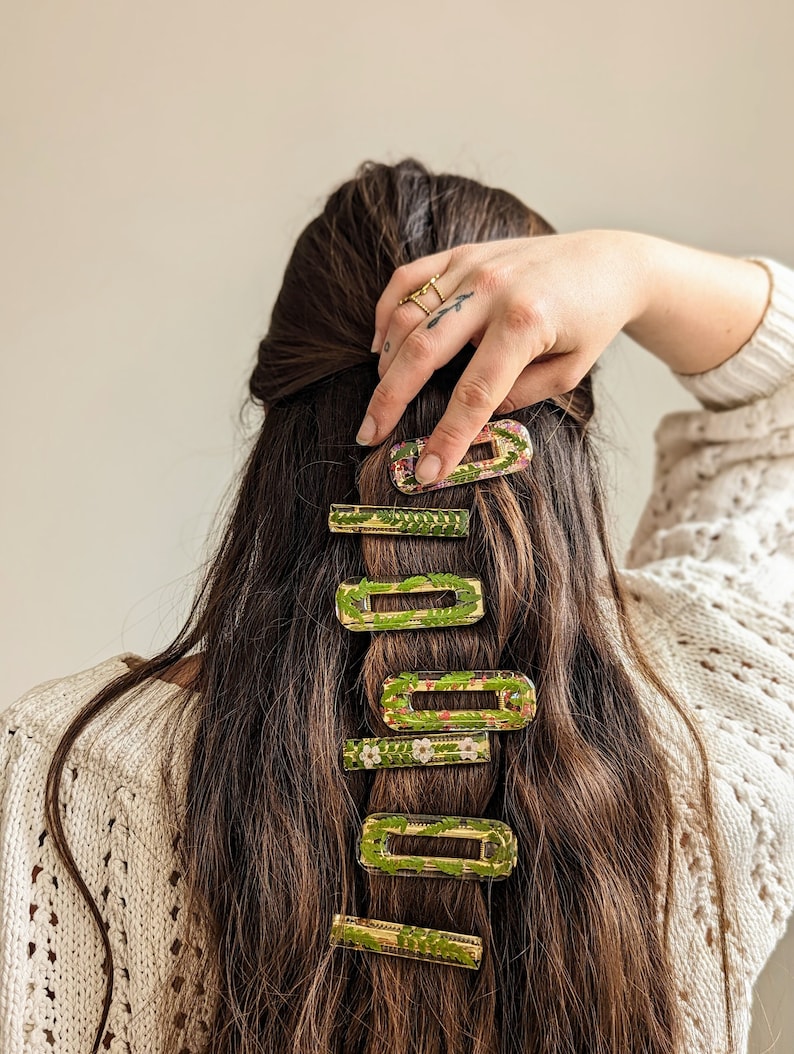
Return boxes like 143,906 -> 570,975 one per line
335,573 -> 484,632
329,914 -> 482,970
358,813 -> 517,881
380,670 -> 536,732
343,731 -> 490,770
389,419 -> 533,494
328,504 -> 469,537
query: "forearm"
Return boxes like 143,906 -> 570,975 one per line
622,232 -> 772,375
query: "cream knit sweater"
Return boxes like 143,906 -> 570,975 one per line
2,256 -> 793,1054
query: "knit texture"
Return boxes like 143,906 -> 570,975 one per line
2,257 -> 794,1053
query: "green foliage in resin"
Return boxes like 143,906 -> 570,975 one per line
379,670 -> 536,731
329,914 -> 482,970
389,419 -> 533,493
335,574 -> 484,632
343,732 -> 489,770
328,504 -> 469,537
358,812 -> 517,880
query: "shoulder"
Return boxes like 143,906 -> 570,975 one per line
0,657 -> 206,1052
2,654 -> 197,796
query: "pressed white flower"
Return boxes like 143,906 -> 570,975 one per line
412,737 -> 435,764
360,744 -> 382,769
458,736 -> 479,762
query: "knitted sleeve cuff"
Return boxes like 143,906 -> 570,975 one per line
673,256 -> 794,410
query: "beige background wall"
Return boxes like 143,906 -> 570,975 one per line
2,1 -> 792,1048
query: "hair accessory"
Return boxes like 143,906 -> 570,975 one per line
358,813 -> 517,880
329,914 -> 482,970
328,504 -> 469,537
344,731 -> 490,770
380,670 -> 536,732
335,574 -> 484,632
397,274 -> 446,316
389,419 -> 533,494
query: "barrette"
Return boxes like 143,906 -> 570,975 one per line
329,914 -> 482,970
380,670 -> 536,732
389,419 -> 532,494
328,504 -> 469,537
343,731 -> 490,770
335,573 -> 484,632
358,812 -> 517,881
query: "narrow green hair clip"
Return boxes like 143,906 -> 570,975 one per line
328,504 -> 469,537
343,731 -> 490,770
329,914 -> 482,970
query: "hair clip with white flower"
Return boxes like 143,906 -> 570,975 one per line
343,731 -> 489,770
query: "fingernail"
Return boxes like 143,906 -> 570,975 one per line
415,453 -> 442,484
371,330 -> 382,354
356,415 -> 376,445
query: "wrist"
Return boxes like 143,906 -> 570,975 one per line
620,235 -> 772,374
615,229 -> 659,330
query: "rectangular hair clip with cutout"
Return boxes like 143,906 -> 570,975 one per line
358,813 -> 517,881
328,504 -> 469,537
329,914 -> 482,970
335,574 -> 484,632
389,419 -> 533,494
343,731 -> 490,770
380,670 -> 536,732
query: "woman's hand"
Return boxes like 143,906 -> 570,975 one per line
356,229 -> 650,484
357,229 -> 771,485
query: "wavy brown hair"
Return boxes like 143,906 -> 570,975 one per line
45,159 -> 735,1053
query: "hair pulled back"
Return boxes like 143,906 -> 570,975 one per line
47,160 -> 730,1054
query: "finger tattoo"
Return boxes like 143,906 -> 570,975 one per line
427,292 -> 475,330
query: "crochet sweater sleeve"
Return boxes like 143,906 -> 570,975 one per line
623,255 -> 794,1050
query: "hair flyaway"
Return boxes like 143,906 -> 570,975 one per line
45,159 -> 736,1054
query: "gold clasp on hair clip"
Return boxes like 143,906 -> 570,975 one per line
343,731 -> 490,770
329,914 -> 482,970
328,504 -> 469,537
358,813 -> 517,880
335,574 -> 484,632
380,670 -> 536,732
389,419 -> 533,494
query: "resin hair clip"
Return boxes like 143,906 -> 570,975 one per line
389,419 -> 532,494
380,670 -> 536,732
343,731 -> 490,770
335,573 -> 484,632
358,813 -> 517,880
329,914 -> 483,970
328,504 -> 469,537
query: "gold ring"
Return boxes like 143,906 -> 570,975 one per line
398,274 -> 447,315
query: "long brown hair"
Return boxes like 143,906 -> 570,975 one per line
46,159 -> 734,1053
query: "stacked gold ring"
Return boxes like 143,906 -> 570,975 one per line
398,274 -> 447,316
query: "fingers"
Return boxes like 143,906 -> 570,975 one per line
494,355 -> 585,413
377,280 -> 477,380
413,346 -> 593,484
407,323 -> 538,484
357,274 -> 488,448
372,250 -> 455,353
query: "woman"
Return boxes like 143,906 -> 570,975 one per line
1,159 -> 792,1054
